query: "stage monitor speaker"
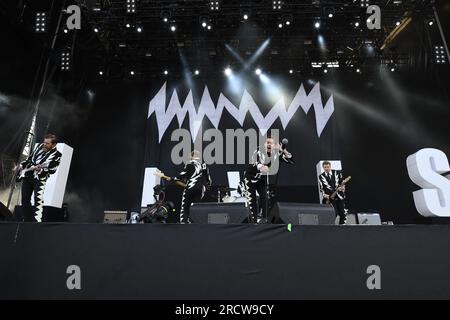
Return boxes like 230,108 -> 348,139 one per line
190,202 -> 249,224
270,202 -> 336,225
357,213 -> 381,225
0,202 -> 13,221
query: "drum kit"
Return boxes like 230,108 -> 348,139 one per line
207,185 -> 247,203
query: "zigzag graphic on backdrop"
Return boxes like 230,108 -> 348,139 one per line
148,82 -> 334,142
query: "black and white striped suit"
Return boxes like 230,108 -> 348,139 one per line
242,148 -> 294,223
175,159 -> 212,224
20,143 -> 62,222
318,169 -> 346,224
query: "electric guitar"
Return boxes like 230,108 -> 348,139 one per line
153,171 -> 187,188
325,176 -> 351,204
16,163 -> 48,182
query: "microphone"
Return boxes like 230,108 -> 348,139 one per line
281,138 -> 288,150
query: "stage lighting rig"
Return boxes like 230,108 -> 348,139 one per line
360,0 -> 370,8
272,0 -> 282,10
35,12 -> 47,33
60,50 -> 71,71
209,1 -> 219,11
434,46 -> 447,64
126,0 -> 136,14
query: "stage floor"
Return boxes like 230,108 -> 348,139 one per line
1,222 -> 450,299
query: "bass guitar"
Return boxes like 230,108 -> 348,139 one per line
325,176 -> 351,204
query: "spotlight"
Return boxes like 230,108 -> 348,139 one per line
137,26 -> 142,32
94,27 -> 99,33
278,23 -> 283,28
255,68 -> 262,75
224,67 -> 232,76
170,25 -> 176,32
243,14 -> 248,20
130,70 -> 135,75
194,70 -> 200,75
323,68 -> 328,73
395,21 -> 401,26
355,21 -> 360,27
328,13 -> 333,18
356,68 -> 361,73
388,62 -> 396,72
314,21 -> 320,29
200,16 -> 210,28
207,25 -> 212,30
125,23 -> 131,28
63,28 -> 68,33
282,14 -> 292,26
163,70 -> 169,75
99,71 -> 104,75
289,69 -> 293,74
161,10 -> 171,23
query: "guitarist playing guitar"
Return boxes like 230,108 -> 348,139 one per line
318,161 -> 350,225
165,150 -> 211,224
14,134 -> 61,222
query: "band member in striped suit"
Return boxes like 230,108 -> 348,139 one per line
241,137 -> 294,224
169,150 -> 212,224
17,134 -> 62,222
318,161 -> 347,225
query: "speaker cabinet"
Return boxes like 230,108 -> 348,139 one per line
190,202 -> 250,224
270,202 -> 336,225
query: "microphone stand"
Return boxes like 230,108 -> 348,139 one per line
265,172 -> 269,224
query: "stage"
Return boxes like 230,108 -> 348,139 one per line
1,222 -> 450,299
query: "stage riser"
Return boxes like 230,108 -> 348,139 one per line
1,223 -> 450,299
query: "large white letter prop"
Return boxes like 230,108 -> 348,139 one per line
407,148 -> 450,217
44,143 -> 73,208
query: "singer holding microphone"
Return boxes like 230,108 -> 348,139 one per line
241,136 -> 294,224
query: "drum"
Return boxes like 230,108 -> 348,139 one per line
222,196 -> 247,203
222,195 -> 236,203
233,196 -> 247,203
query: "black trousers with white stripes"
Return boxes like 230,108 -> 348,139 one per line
244,178 -> 275,223
21,177 -> 46,222
323,197 -> 346,224
180,186 -> 203,223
